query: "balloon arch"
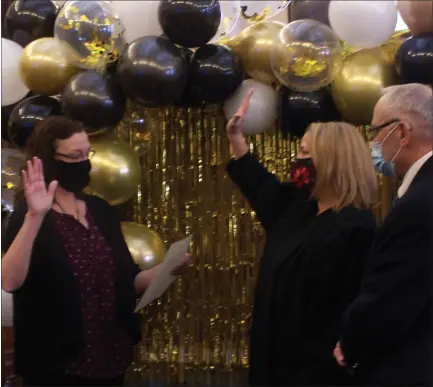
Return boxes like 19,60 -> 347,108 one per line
1,0 -> 433,310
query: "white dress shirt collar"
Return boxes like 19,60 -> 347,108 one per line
397,151 -> 432,198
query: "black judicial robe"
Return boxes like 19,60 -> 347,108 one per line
226,153 -> 376,386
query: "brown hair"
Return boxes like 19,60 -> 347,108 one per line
307,122 -> 378,210
24,116 -> 86,186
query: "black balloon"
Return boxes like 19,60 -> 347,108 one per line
117,36 -> 188,107
2,91 -> 35,142
4,0 -> 59,47
291,0 -> 331,26
61,71 -> 126,131
8,95 -> 62,149
158,0 -> 221,48
395,34 -> 433,86
1,105 -> 14,142
189,44 -> 244,103
279,86 -> 340,138
106,60 -> 119,77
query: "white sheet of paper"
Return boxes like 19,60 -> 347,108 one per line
134,235 -> 192,312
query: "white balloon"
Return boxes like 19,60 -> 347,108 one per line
395,0 -> 408,31
224,79 -> 278,135
1,38 -> 29,107
1,290 -> 13,327
111,1 -> 163,43
329,1 -> 397,48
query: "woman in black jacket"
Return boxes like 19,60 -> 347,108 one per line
226,92 -> 378,386
1,116 -> 191,387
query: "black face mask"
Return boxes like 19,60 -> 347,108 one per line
54,159 -> 91,193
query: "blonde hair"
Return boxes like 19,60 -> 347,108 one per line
307,122 -> 378,210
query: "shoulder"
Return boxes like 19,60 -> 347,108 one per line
402,158 -> 433,212
336,207 -> 376,233
406,180 -> 432,209
325,208 -> 376,246
384,182 -> 432,231
372,191 -> 431,259
83,195 -> 122,230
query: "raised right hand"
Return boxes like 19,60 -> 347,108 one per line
22,157 -> 58,217
226,89 -> 254,137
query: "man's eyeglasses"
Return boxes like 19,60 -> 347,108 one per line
56,149 -> 96,161
367,119 -> 401,140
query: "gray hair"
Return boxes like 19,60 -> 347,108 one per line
379,84 -> 433,138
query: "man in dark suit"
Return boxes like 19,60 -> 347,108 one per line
334,83 -> 433,386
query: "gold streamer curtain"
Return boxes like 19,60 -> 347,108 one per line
117,104 -> 397,384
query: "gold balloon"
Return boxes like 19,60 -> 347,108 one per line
342,30 -> 411,61
223,21 -> 284,84
87,134 -> 141,206
331,47 -> 398,126
121,222 -> 166,270
397,1 -> 433,35
18,38 -> 81,96
341,40 -> 360,59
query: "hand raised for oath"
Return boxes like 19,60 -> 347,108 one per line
22,157 -> 58,217
226,89 -> 254,137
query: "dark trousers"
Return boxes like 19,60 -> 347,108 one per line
23,373 -> 125,386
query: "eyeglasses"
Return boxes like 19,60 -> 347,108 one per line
367,119 -> 401,140
56,149 -> 96,161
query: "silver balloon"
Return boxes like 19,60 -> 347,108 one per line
1,149 -> 25,213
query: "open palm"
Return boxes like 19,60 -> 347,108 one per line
22,158 -> 58,216
226,89 -> 254,136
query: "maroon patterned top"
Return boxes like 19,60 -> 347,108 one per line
52,210 -> 133,378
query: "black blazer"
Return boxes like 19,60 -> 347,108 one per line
227,153 -> 377,386
341,157 -> 433,386
4,195 -> 141,379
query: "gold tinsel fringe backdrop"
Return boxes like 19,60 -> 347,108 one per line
116,104 -> 396,384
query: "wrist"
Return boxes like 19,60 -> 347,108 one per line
229,139 -> 249,159
135,265 -> 160,293
25,211 -> 46,224
227,133 -> 245,143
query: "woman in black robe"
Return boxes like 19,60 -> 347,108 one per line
226,92 -> 378,386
